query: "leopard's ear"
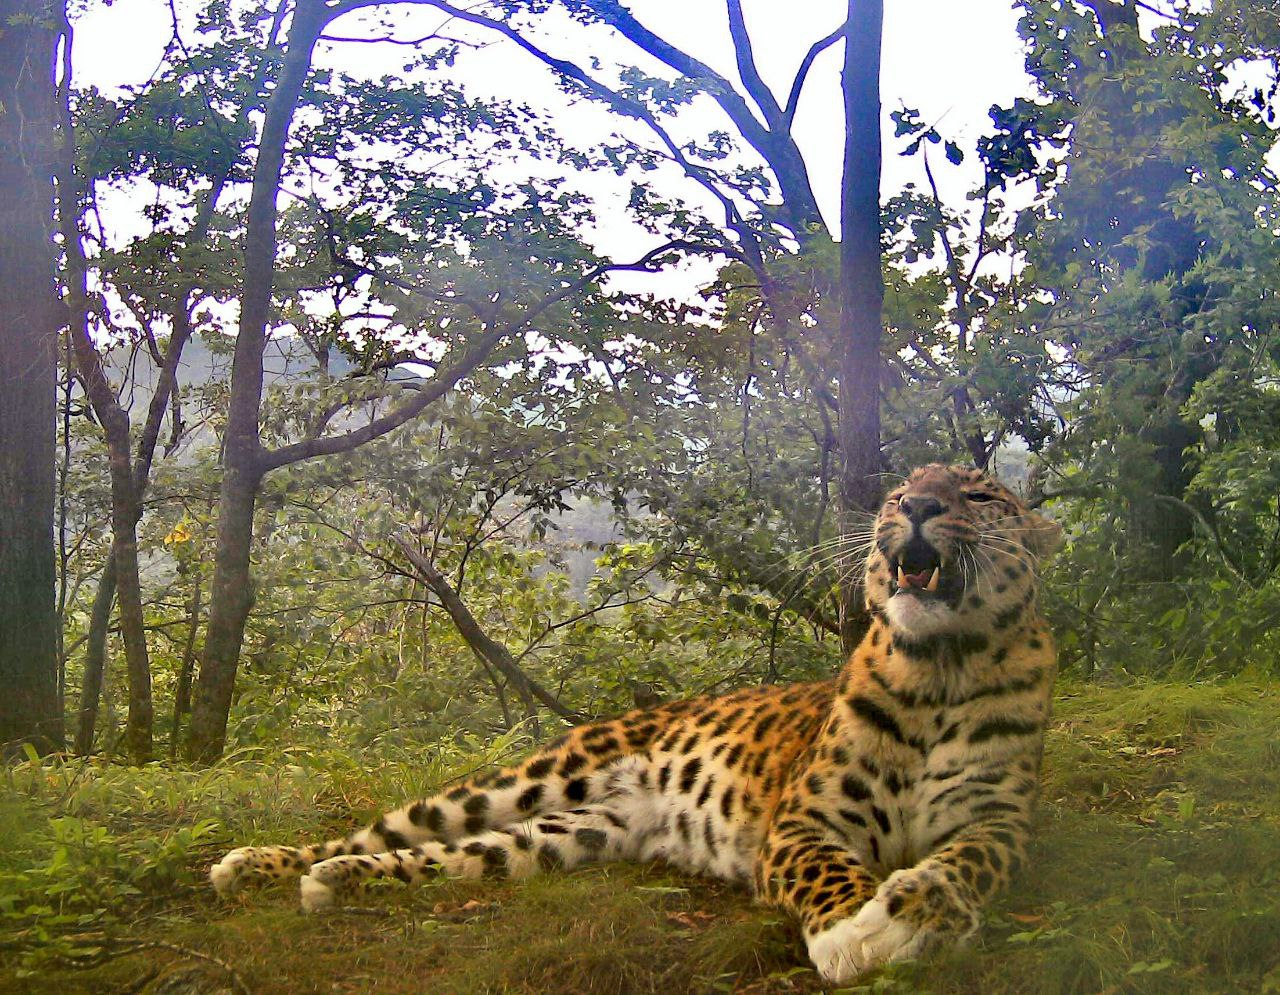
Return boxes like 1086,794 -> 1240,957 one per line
1024,512 -> 1063,561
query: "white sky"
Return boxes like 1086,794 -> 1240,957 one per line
70,0 -> 1034,299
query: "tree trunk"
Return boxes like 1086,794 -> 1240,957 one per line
75,551 -> 116,755
184,0 -> 521,759
62,357 -> 153,760
185,0 -> 327,762
64,321 -> 196,759
836,0 -> 885,654
186,467 -> 260,761
105,448 -> 152,760
0,0 -> 64,757
169,575 -> 201,759
58,0 -> 221,755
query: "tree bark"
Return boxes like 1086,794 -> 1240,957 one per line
102,432 -> 153,760
836,0 -> 885,654
66,314 -> 195,758
185,0 -> 328,762
0,0 -> 64,757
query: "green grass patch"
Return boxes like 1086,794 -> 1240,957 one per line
3,679 -> 1279,993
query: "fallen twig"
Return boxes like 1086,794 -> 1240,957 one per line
0,933 -> 252,995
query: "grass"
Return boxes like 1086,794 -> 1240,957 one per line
2,679 -> 1279,994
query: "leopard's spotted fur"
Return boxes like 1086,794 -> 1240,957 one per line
211,464 -> 1061,983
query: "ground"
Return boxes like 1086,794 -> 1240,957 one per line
2,679 -> 1279,994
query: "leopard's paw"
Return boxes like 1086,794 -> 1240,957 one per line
805,900 -> 925,982
299,873 -> 336,913
807,915 -> 875,983
806,868 -> 976,982
209,847 -> 255,897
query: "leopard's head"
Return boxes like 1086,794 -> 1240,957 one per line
864,464 -> 1061,639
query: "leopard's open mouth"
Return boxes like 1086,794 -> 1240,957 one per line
888,538 -> 958,600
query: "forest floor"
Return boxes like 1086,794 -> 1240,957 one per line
2,679 -> 1279,995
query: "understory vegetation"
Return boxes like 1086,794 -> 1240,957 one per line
3,679 -> 1278,994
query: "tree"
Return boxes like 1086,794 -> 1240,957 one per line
991,0 -> 1280,672
180,0 -> 711,760
394,0 -> 893,647
837,0 -> 884,648
58,3 -> 292,758
0,0 -> 64,756
184,0 -> 330,762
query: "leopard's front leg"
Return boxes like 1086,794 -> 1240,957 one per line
811,816 -> 1029,981
756,820 -> 882,984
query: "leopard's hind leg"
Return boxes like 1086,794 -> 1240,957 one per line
211,717 -> 663,897
298,793 -> 650,911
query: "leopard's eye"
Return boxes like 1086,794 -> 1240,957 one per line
966,492 -> 998,504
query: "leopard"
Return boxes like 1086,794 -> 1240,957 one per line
210,463 -> 1062,984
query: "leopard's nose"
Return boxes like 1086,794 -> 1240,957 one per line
900,495 -> 944,523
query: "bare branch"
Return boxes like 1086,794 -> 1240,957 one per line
589,0 -> 823,233
318,31 -> 477,47
419,0 -> 765,258
782,20 -> 847,130
919,147 -> 989,466
590,0 -> 777,152
1151,494 -> 1252,585
392,534 -> 584,721
725,0 -> 782,125
1133,0 -> 1179,19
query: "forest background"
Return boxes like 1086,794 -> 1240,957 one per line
1,0 -> 1279,992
